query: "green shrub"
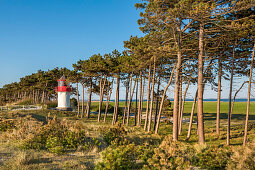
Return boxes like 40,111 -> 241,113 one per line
46,136 -> 64,154
92,103 -> 114,113
146,135 -> 195,170
45,101 -> 58,108
193,145 -> 232,170
20,117 -> 91,153
70,98 -> 78,107
227,140 -> 255,169
0,120 -> 15,132
95,143 -> 138,170
103,124 -> 127,145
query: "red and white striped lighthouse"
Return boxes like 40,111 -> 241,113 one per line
55,76 -> 72,111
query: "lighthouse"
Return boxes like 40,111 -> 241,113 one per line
55,76 -> 72,111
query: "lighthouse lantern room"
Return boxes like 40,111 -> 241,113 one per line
55,76 -> 72,111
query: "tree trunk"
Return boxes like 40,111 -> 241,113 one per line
141,75 -> 145,126
135,76 -> 138,126
98,76 -> 106,122
179,78 -> 191,135
153,77 -> 161,131
187,90 -> 198,140
231,81 -> 249,114
123,74 -> 130,124
197,23 -> 205,145
76,83 -> 80,118
86,78 -> 93,118
227,44 -> 235,146
148,57 -> 156,132
155,65 -> 176,134
113,75 -> 120,125
81,85 -> 85,118
144,65 -> 151,131
243,43 -> 255,146
98,76 -> 103,122
127,75 -> 136,126
178,77 -> 182,127
138,71 -> 143,126
216,55 -> 222,135
173,35 -> 182,141
104,80 -> 113,122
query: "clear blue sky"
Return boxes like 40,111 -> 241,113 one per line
0,0 -> 253,99
0,0 -> 143,87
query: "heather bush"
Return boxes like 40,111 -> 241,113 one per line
227,140 -> 255,169
103,124 -> 127,145
95,143 -> 138,170
0,119 -> 15,132
146,135 -> 195,170
193,145 -> 232,170
20,116 -> 98,153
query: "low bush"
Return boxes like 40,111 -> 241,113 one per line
20,116 -> 99,153
0,120 -> 15,132
146,135 -> 232,170
103,124 -> 127,145
227,140 -> 255,169
45,101 -> 58,109
95,143 -> 137,170
193,145 -> 232,170
146,135 -> 195,169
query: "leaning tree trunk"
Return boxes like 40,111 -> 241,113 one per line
148,57 -> 156,132
227,44 -> 235,146
144,65 -> 151,131
76,83 -> 80,118
155,65 -> 175,134
98,76 -> 106,122
179,78 -> 191,135
231,81 -> 249,114
187,90 -> 198,140
86,78 -> 93,118
243,43 -> 255,146
123,73 -> 130,124
104,80 -> 113,122
216,55 -> 222,135
197,23 -> 205,145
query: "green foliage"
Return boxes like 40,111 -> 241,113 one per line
103,124 -> 127,145
45,101 -> 58,108
70,98 -> 77,107
92,103 -> 114,113
0,120 -> 15,132
20,117 -> 93,153
96,142 -> 154,170
46,136 -> 64,154
146,135 -> 195,170
193,145 -> 232,170
95,143 -> 138,170
227,140 -> 255,169
146,135 -> 233,170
